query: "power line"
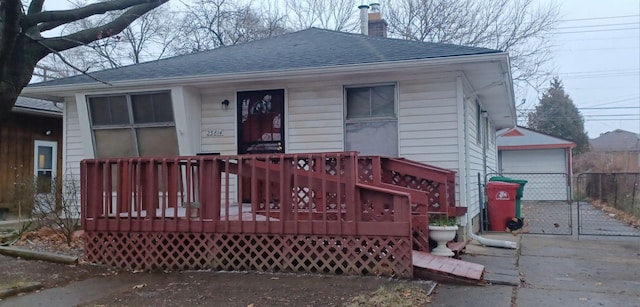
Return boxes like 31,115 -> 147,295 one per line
558,15 -> 640,22
552,47 -> 640,53
561,35 -> 640,42
555,22 -> 640,30
558,69 -> 640,75
553,27 -> 640,35
580,106 -> 640,110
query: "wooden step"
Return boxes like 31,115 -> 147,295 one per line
412,250 -> 485,285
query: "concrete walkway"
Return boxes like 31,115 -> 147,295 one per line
433,233 -> 640,307
1,232 -> 639,306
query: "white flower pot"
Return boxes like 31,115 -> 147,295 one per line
428,225 -> 459,257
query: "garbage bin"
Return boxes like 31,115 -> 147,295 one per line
485,181 -> 520,231
489,176 -> 528,218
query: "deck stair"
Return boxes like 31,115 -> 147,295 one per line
413,250 -> 485,284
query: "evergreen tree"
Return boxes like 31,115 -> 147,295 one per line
527,77 -> 589,154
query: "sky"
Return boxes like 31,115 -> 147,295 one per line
41,1 -> 640,138
524,0 -> 640,138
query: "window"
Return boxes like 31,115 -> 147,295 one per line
345,84 -> 398,156
346,85 -> 395,119
88,92 -> 178,158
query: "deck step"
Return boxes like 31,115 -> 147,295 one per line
412,250 -> 485,285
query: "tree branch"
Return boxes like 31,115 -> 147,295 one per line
27,0 -> 45,15
36,2 -> 165,54
28,34 -> 112,85
23,0 -> 167,29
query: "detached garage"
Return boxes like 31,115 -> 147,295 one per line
497,126 -> 575,201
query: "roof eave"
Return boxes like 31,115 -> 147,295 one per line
12,107 -> 63,118
23,52 -> 509,98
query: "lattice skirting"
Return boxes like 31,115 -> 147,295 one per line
84,232 -> 413,278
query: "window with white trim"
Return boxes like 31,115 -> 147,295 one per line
344,84 -> 398,156
88,92 -> 178,158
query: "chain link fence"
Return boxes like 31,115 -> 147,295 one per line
575,173 -> 640,237
485,173 -> 572,235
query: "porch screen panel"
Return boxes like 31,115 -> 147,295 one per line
88,91 -> 177,158
94,129 -> 136,158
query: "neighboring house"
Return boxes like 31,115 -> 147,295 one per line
589,129 -> 640,171
22,13 -> 516,235
497,126 -> 575,201
0,97 -> 62,216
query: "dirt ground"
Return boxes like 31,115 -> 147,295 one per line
0,230 -> 435,306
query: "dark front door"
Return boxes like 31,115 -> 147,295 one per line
237,89 -> 285,154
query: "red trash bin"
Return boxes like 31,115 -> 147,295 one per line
486,182 -> 520,231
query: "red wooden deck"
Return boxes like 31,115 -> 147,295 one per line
80,151 -> 471,278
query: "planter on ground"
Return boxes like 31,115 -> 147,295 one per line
428,225 -> 459,257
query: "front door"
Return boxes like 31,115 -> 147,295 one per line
33,140 -> 58,213
237,89 -> 285,154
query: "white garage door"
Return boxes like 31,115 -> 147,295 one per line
499,149 -> 569,201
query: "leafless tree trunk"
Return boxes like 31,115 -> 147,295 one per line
0,0 -> 168,121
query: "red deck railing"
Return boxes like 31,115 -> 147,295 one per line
81,152 -> 412,237
80,151 -> 464,276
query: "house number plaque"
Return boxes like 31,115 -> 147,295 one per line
206,130 -> 224,137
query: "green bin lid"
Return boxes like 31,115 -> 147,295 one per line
489,176 -> 528,185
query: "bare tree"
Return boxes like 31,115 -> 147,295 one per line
385,0 -> 559,88
34,0 -> 179,79
173,0 -> 288,54
284,0 -> 359,32
0,0 -> 168,122
31,172 -> 82,247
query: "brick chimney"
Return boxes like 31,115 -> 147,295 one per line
367,3 -> 387,37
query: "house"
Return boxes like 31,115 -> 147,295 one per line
0,97 -> 62,218
496,126 -> 575,201
22,9 -> 516,276
589,129 -> 640,171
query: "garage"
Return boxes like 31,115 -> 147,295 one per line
497,126 -> 575,201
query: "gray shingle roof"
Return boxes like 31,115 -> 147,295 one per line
13,96 -> 62,114
497,126 -> 575,148
590,129 -> 640,152
29,28 -> 501,88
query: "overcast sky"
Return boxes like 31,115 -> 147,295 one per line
41,0 -> 639,138
527,0 -> 640,138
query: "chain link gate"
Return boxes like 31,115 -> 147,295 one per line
575,173 -> 640,237
485,173 -> 572,235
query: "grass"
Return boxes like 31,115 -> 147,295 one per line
346,284 -> 431,306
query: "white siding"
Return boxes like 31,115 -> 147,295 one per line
63,98 -> 84,177
201,90 -> 239,202
201,90 -> 238,154
398,78 -> 460,172
464,99 -> 484,219
486,121 -> 498,174
287,85 -> 343,153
